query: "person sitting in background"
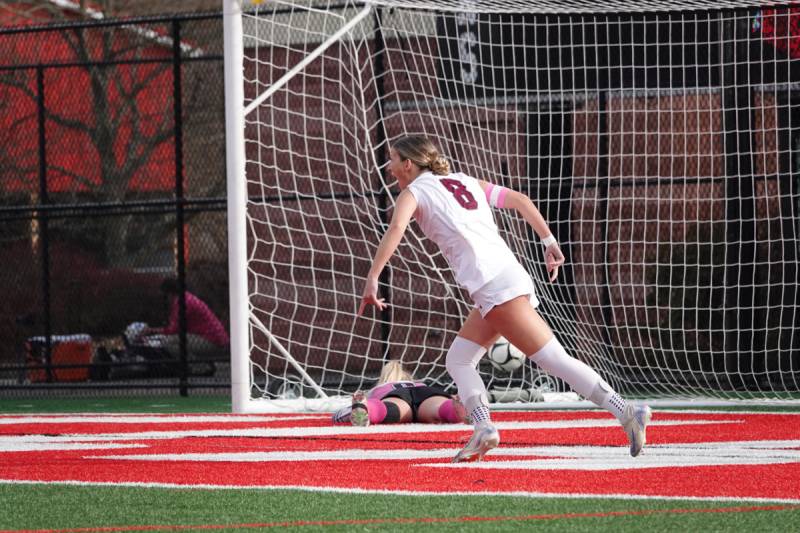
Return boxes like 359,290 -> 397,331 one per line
332,360 -> 467,426
140,278 -> 229,361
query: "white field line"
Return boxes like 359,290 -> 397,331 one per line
0,415 -> 324,425
0,410 -> 795,424
1,478 -> 798,504
83,440 -> 800,470
3,443 -> 147,452
0,419 -> 735,445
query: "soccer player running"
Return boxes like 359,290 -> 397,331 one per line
358,135 -> 651,463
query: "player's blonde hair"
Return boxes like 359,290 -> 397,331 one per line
392,135 -> 450,175
377,360 -> 414,384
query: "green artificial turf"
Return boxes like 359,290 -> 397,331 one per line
0,394 -> 230,414
0,483 -> 797,532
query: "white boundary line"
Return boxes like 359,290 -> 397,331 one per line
494,400 -> 800,410
0,414 -> 323,424
1,479 -> 798,505
0,409 -> 797,420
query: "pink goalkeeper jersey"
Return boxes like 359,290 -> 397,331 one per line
368,381 -> 427,400
163,292 -> 229,347
405,171 -> 520,296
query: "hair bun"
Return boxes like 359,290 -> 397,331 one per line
430,155 -> 450,175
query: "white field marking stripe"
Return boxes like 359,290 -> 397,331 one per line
3,443 -> 147,452
0,419 -> 737,445
645,410 -> 800,416
1,479 -> 798,504
88,449 -> 460,462
85,440 -> 800,467
0,415 -> 324,425
0,410 -> 794,421
426,440 -> 800,470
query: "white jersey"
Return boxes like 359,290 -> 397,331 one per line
406,171 -> 521,295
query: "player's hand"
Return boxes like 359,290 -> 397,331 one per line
358,276 -> 387,316
545,243 -> 565,282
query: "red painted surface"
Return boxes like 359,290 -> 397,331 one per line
1,411 -> 798,501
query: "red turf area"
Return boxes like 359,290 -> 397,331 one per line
0,410 -> 798,501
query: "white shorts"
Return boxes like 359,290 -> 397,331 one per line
470,262 -> 539,318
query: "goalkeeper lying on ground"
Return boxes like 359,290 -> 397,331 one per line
332,360 -> 467,426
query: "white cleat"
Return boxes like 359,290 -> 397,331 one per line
350,390 -> 369,427
622,404 -> 652,457
452,421 -> 500,463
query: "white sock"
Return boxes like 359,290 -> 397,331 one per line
599,387 -> 628,421
529,336 -> 627,421
470,405 -> 492,424
331,405 -> 351,424
445,336 -> 490,424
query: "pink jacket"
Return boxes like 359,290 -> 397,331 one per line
162,292 -> 229,347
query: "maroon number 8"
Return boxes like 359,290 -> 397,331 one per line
439,178 -> 478,210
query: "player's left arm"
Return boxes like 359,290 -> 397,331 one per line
478,180 -> 564,282
358,189 -> 418,315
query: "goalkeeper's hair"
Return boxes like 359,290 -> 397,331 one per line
377,360 -> 414,384
392,135 -> 450,175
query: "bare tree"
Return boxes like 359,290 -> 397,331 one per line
0,0 -> 177,265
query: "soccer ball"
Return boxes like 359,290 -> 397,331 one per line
488,337 -> 526,373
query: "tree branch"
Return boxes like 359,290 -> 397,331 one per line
49,163 -> 98,189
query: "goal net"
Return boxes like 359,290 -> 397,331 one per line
224,0 -> 800,412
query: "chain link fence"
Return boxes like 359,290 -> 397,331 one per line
0,13 -> 229,397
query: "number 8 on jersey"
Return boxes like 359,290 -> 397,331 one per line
439,178 -> 478,210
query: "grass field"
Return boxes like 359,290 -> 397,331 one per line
1,397 -> 798,532
1,395 -> 230,414
2,484 -> 799,532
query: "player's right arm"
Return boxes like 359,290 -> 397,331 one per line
358,189 -> 418,315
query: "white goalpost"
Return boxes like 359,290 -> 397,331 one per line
224,0 -> 800,413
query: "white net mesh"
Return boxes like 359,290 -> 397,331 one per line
236,0 -> 800,404
365,0 -> 783,14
